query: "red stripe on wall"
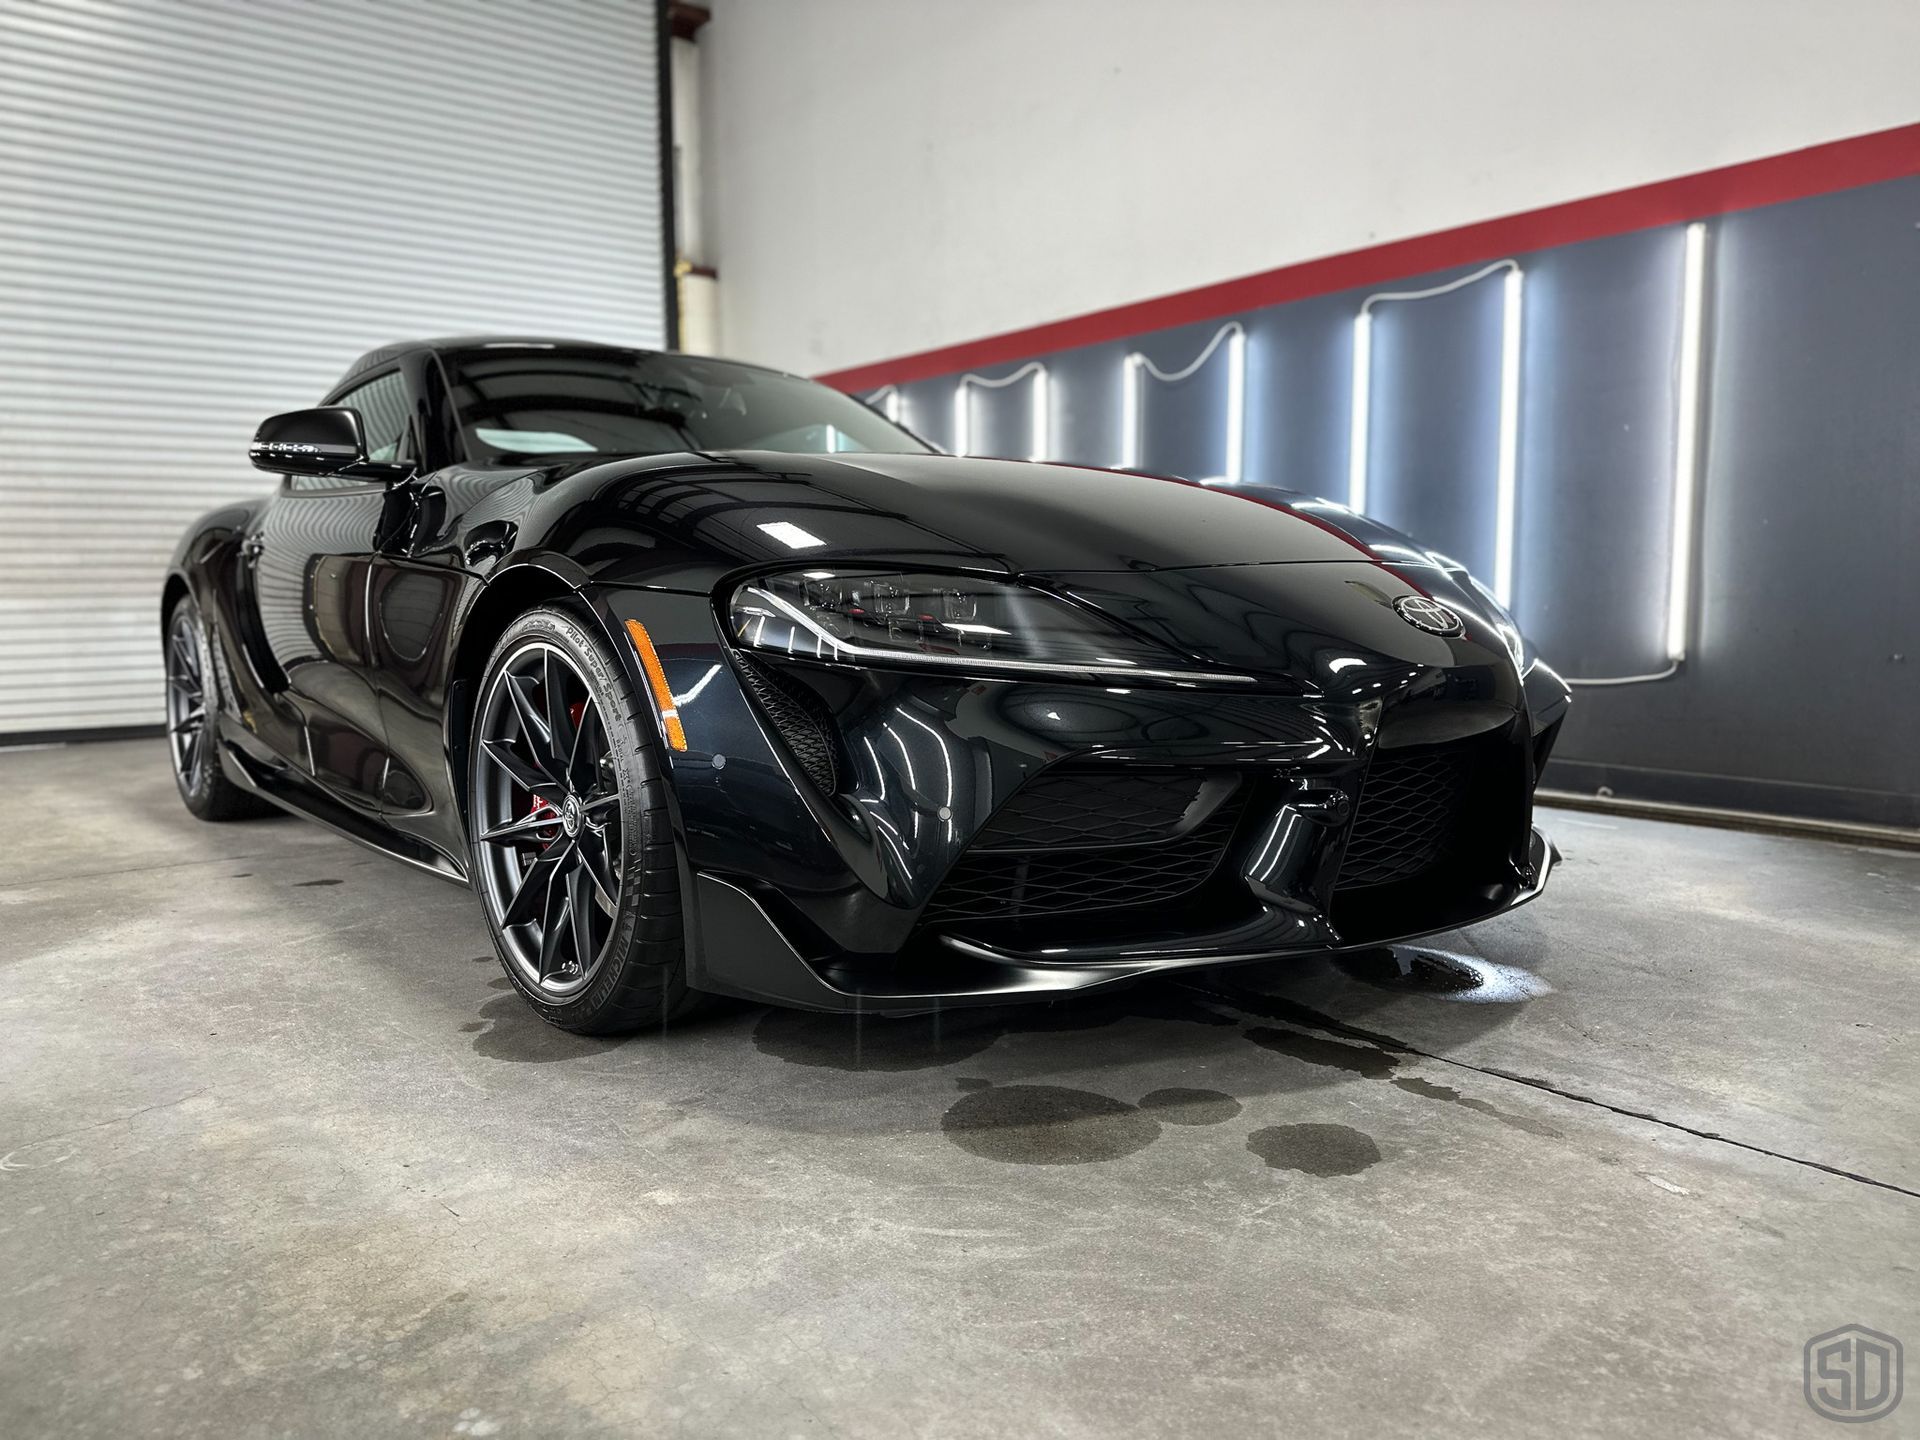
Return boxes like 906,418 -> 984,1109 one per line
816,121 -> 1920,392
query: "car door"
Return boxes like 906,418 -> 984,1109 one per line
238,367 -> 414,813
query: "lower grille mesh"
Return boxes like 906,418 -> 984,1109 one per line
1336,744 -> 1476,890
969,769 -> 1227,852
922,785 -> 1245,924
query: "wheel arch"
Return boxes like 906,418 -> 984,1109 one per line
444,557 -> 636,839
160,571 -> 191,633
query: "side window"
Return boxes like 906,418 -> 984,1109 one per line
288,370 -> 412,491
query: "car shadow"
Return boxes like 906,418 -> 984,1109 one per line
461,933 -> 1562,1165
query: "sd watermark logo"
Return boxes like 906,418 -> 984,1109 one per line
1805,1325 -> 1903,1424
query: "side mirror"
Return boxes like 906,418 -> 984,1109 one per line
248,407 -> 412,483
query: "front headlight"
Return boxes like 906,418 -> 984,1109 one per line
727,569 -> 1255,685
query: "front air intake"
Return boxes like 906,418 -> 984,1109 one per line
920,767 -> 1246,923
1335,742 -> 1478,891
734,656 -> 841,793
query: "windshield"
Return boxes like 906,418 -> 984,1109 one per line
438,343 -> 929,463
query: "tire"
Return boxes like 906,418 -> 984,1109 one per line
466,604 -> 700,1035
165,594 -> 275,822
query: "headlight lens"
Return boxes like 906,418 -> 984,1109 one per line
727,569 -> 1254,684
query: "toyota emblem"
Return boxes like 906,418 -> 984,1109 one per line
1393,595 -> 1465,636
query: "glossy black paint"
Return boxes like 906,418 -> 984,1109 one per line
167,337 -> 1568,1012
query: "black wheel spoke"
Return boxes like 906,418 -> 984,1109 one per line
503,672 -> 558,770
543,651 -> 577,768
565,699 -> 601,793
478,811 -> 560,845
536,862 -> 571,979
576,828 -> 619,912
481,737 -> 565,803
565,862 -> 596,975
502,838 -> 571,928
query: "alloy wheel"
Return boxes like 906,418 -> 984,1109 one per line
472,641 -> 624,999
165,610 -> 208,792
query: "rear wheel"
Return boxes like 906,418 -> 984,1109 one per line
467,606 -> 698,1035
165,594 -> 272,821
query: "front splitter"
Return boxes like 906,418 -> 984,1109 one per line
689,827 -> 1557,1015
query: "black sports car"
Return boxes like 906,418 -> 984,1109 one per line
163,337 -> 1569,1033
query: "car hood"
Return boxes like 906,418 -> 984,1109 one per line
550,449 -> 1453,585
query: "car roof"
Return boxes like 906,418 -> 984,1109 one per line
334,336 -> 804,390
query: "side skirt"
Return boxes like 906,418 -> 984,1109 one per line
220,735 -> 471,888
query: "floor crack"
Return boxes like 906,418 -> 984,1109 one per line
3,1087 -> 214,1158
1187,982 -> 1920,1202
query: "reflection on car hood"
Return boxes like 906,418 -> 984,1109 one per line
550,449 -> 1452,588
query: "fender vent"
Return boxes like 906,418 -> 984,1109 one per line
734,656 -> 840,793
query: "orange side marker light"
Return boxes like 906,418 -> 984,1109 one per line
623,619 -> 688,752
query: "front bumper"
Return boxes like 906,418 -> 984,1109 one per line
693,825 -> 1557,1013
595,577 -> 1571,1015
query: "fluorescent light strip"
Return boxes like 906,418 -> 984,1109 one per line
1667,222 -> 1708,662
1030,367 -> 1050,462
1350,259 -> 1521,592
1224,327 -> 1246,483
1493,266 -> 1524,605
865,385 -> 904,424
952,385 -> 970,457
951,362 -> 1049,460
1120,323 -> 1245,479
1120,353 -> 1142,468
1347,310 -> 1372,512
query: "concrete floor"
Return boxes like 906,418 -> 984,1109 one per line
2,739 -> 1915,1439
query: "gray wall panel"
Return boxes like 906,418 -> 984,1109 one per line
1513,227 -> 1685,677
1367,271 -> 1505,582
878,175 -> 1920,826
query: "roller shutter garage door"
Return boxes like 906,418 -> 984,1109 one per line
0,0 -> 667,737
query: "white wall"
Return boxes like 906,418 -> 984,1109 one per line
701,0 -> 1919,375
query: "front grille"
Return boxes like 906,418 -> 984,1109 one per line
1336,743 -> 1476,890
921,781 -> 1245,924
969,768 -> 1233,852
734,657 -> 840,793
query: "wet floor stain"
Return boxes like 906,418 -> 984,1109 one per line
1244,1025 -> 1398,1078
1136,1087 -> 1243,1125
1334,946 -> 1553,1004
1337,946 -> 1484,993
942,1084 -> 1163,1165
1246,1123 -> 1381,1176
229,872 -> 251,878
1390,1075 -> 1562,1137
294,878 -> 342,888
941,1080 -> 1241,1164
466,993 -> 619,1063
470,954 -> 495,965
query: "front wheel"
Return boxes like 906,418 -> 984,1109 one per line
467,606 -> 699,1035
